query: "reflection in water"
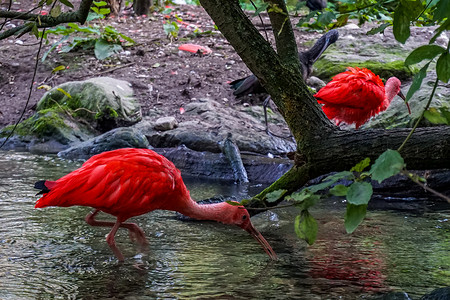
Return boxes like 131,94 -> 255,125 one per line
0,151 -> 449,299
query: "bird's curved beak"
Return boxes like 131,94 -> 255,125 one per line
398,90 -> 411,114
243,222 -> 277,260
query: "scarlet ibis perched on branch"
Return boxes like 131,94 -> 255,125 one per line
34,148 -> 277,261
314,67 -> 411,129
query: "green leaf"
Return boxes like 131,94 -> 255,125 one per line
99,8 -> 110,15
52,65 -> 66,73
68,23 -> 101,35
59,0 -> 74,8
94,39 -> 123,60
317,11 -> 336,25
367,23 -> 391,35
41,35 -> 70,62
424,108 -> 449,124
405,45 -> 446,66
350,158 -> 371,173
305,180 -> 335,193
163,22 -> 178,37
294,210 -> 318,245
265,189 -> 287,203
31,24 -> 39,39
93,0 -> 107,6
288,190 -> 311,203
344,204 -> 367,233
288,191 -> 320,210
329,184 -> 348,196
433,0 -> 450,21
117,32 -> 135,44
441,107 -> 450,124
400,0 -> 424,19
346,181 -> 373,205
253,3 -> 269,17
87,11 -> 104,21
393,3 -> 410,44
436,52 -> 450,83
56,88 -> 72,98
50,5 -> 61,18
323,171 -> 354,182
369,149 -> 405,183
406,62 -> 430,101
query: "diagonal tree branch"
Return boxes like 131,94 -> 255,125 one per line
0,0 -> 93,40
266,0 -> 300,70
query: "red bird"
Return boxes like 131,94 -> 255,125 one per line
35,148 -> 277,261
314,67 -> 410,129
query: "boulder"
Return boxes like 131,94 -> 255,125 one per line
0,77 -> 141,153
38,77 -> 141,131
134,99 -> 296,155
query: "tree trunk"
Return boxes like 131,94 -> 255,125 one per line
134,0 -> 150,16
106,0 -> 121,16
199,0 -> 450,206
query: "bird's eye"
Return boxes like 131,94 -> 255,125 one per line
242,215 -> 247,220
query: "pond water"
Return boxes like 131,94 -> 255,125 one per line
0,151 -> 448,299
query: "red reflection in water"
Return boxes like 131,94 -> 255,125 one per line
307,227 -> 389,292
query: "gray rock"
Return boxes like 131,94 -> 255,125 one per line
135,99 -> 296,155
154,116 -> 178,131
58,127 -> 150,160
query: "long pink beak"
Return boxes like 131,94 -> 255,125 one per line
398,90 -> 411,114
243,222 -> 277,260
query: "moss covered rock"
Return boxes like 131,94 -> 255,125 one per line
38,77 -> 142,131
314,58 -> 417,82
0,77 -> 142,153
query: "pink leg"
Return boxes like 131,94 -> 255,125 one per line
85,210 -> 148,246
106,220 -> 125,261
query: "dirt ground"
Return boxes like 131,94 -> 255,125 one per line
0,2 -> 327,134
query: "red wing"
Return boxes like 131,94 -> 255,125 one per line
315,67 -> 385,109
35,149 -> 186,220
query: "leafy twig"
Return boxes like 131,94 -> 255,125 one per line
397,76 -> 439,153
401,170 -> 450,203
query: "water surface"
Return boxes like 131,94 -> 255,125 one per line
0,151 -> 448,299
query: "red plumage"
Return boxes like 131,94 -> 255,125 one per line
35,148 -> 189,222
35,148 -> 277,261
314,67 -> 406,129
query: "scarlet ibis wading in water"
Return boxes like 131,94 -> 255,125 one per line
230,29 -> 339,133
314,67 -> 411,129
35,148 -> 277,261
